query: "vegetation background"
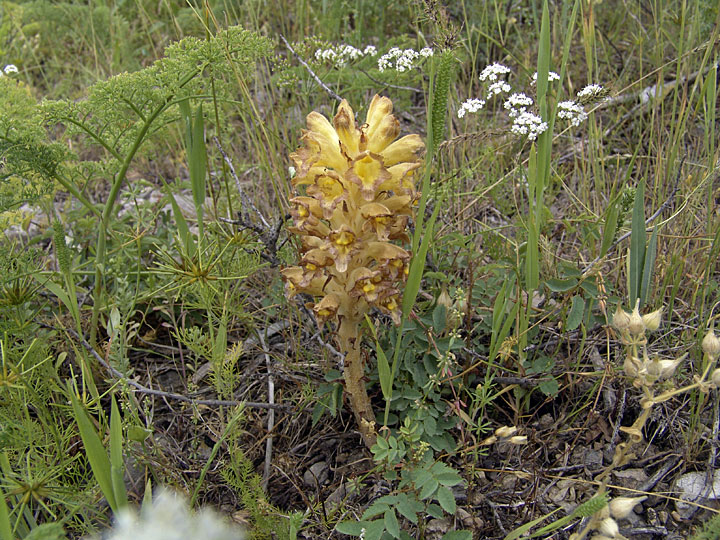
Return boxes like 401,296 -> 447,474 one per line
0,0 -> 719,538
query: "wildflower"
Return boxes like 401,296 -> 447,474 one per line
479,62 -> 511,82
377,47 -> 427,73
557,100 -> 588,127
457,98 -> 485,118
510,111 -> 548,141
285,95 -> 423,447
597,517 -> 620,537
504,93 -> 534,118
531,71 -> 560,84
486,80 -> 511,98
2,64 -> 18,76
577,83 -> 604,102
106,489 -> 244,540
314,43 -> 376,67
609,496 -> 646,519
641,307 -> 662,332
702,327 -> 720,359
494,425 -> 518,438
612,303 -> 631,333
627,301 -> 645,336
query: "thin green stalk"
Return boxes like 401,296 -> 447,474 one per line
89,66 -> 205,345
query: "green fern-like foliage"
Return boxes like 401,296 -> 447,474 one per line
0,77 -> 63,213
220,438 -> 292,540
691,513 -> 720,540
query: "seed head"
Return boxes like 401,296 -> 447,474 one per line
642,307 -> 662,332
597,517 -> 619,537
612,304 -> 631,332
702,328 -> 720,359
628,301 -> 645,336
494,425 -> 518,438
609,496 -> 646,519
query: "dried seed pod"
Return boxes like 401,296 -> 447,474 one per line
702,328 -> 720,359
642,307 -> 662,332
597,517 -> 620,537
609,496 -> 647,519
612,304 -> 631,332
627,301 -> 645,337
494,425 -> 518,438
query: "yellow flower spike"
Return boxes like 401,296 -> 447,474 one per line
285,95 -> 423,449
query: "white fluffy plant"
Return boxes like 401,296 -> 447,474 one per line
96,489 -> 244,540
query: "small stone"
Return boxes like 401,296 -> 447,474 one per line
303,461 -> 329,488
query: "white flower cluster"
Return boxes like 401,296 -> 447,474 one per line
314,44 -> 377,67
487,80 -> 511,98
531,71 -> 560,84
377,46 -> 433,73
479,62 -> 511,82
101,489 -> 244,540
510,111 -> 548,141
457,98 -> 486,118
0,64 -> 18,76
557,100 -> 588,127
577,83 -> 603,100
504,93 -> 534,118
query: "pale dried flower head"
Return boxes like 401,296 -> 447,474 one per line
494,425 -> 518,438
612,304 -> 631,332
597,517 -> 619,537
702,327 -> 720,359
609,496 -> 647,519
642,307 -> 662,332
627,301 -> 645,336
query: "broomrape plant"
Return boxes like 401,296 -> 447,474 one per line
283,95 -> 424,447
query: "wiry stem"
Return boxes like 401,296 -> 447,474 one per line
338,316 -> 377,448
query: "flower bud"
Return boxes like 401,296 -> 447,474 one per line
628,301 -> 645,336
642,307 -> 662,332
702,328 -> 720,359
597,517 -> 619,537
612,304 -> 631,332
494,425 -> 518,438
508,435 -> 528,445
712,368 -> 720,388
623,356 -> 640,379
609,496 -> 646,519
658,356 -> 684,379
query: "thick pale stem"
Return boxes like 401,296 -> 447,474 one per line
338,316 -> 377,448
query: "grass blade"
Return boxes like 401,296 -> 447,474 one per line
70,391 -> 117,512
640,224 -> 659,306
629,180 -> 646,306
110,395 -> 128,510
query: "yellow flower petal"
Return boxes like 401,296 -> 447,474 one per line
365,95 -> 394,135
380,134 -> 425,167
346,153 -> 391,200
333,100 -> 360,157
